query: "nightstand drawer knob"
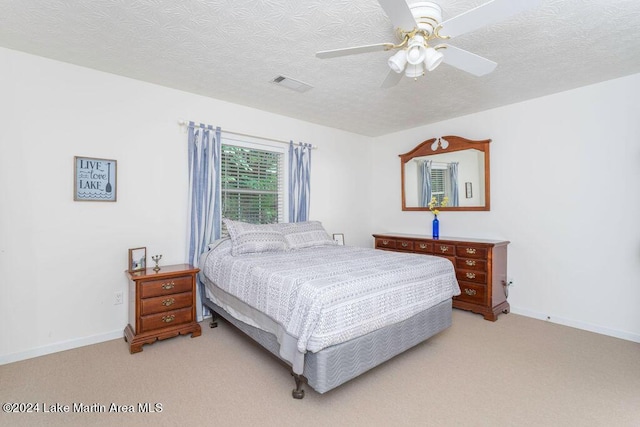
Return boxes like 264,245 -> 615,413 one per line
161,282 -> 175,290
440,246 -> 449,252
419,243 -> 427,249
161,315 -> 175,323
162,298 -> 175,307
382,240 -> 389,245
401,242 -> 408,247
464,288 -> 477,296
466,272 -> 476,279
465,260 -> 476,266
466,248 -> 477,255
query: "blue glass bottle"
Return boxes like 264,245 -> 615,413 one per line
432,215 -> 439,239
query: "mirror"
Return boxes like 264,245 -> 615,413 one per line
400,135 -> 491,211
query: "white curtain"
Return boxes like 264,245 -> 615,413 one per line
187,122 -> 221,320
288,142 -> 311,222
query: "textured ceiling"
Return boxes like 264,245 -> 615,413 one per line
1,0 -> 640,136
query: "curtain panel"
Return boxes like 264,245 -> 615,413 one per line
448,162 -> 459,207
288,142 -> 311,222
187,123 -> 221,320
419,160 -> 432,207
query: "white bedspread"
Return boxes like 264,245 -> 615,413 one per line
200,240 -> 460,359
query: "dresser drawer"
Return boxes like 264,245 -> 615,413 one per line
141,291 -> 193,316
433,243 -> 455,256
413,241 -> 432,253
456,245 -> 488,259
140,307 -> 193,333
375,238 -> 397,249
455,257 -> 487,272
140,276 -> 193,298
455,282 -> 486,305
396,239 -> 414,251
456,269 -> 487,284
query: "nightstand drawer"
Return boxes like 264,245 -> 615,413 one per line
140,307 -> 193,333
140,276 -> 193,298
455,282 -> 486,305
455,257 -> 487,272
141,291 -> 193,316
456,269 -> 487,284
375,238 -> 397,249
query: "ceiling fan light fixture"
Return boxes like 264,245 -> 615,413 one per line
388,49 -> 408,73
424,47 -> 444,71
404,62 -> 424,79
406,35 -> 427,65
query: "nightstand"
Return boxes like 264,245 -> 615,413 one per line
124,263 -> 201,353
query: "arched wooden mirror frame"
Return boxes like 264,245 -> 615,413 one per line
399,135 -> 491,211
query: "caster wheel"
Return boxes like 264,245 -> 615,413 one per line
292,389 -> 305,399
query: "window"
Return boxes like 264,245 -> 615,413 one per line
220,140 -> 285,225
431,168 -> 446,204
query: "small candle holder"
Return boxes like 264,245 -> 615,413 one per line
151,254 -> 162,272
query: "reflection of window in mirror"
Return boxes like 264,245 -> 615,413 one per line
431,167 -> 446,205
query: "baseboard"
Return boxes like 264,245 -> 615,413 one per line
0,329 -> 124,366
510,306 -> 640,344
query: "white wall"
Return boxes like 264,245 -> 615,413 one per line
0,47 -> 371,364
369,73 -> 640,342
2,45 -> 638,365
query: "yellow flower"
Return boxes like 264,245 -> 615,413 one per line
428,196 -> 448,216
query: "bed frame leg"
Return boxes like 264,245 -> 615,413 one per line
209,312 -> 218,329
291,373 -> 305,399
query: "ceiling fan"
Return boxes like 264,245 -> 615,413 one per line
316,0 -> 542,87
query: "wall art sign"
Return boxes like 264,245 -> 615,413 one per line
74,156 -> 117,202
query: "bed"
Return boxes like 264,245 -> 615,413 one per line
198,220 -> 460,398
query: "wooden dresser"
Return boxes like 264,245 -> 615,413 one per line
124,263 -> 201,353
373,233 -> 510,321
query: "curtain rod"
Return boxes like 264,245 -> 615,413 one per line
177,120 -> 317,149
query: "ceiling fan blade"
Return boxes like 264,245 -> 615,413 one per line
439,44 -> 497,76
381,70 -> 403,88
316,43 -> 395,59
438,0 -> 543,39
377,0 -> 417,32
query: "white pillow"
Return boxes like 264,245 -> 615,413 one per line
223,219 -> 287,256
276,221 -> 336,249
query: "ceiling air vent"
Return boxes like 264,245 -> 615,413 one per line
271,75 -> 313,93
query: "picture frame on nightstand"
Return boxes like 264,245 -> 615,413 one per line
128,247 -> 146,273
333,233 -> 345,246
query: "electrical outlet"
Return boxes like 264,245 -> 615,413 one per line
115,291 -> 124,305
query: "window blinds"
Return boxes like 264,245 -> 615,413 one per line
221,144 -> 284,224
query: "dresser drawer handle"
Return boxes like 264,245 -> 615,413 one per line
464,288 -> 477,296
419,243 -> 427,249
401,242 -> 408,247
162,298 -> 175,307
466,248 -> 477,255
465,260 -> 476,266
439,246 -> 449,253
466,272 -> 476,279
382,240 -> 389,245
161,282 -> 175,290
161,315 -> 175,323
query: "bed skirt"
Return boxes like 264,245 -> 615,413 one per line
203,297 -> 452,394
